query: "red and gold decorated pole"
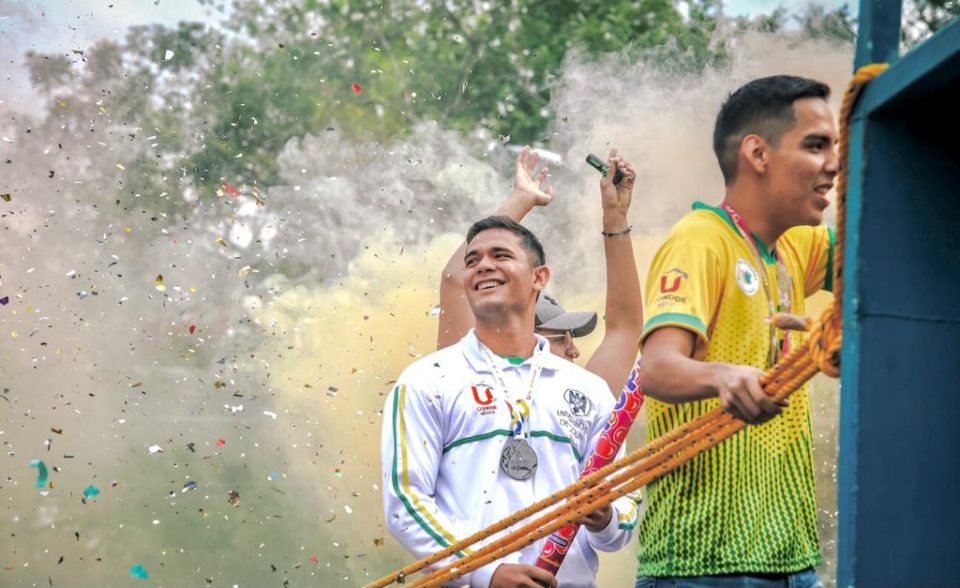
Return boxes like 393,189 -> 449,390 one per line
535,360 -> 645,574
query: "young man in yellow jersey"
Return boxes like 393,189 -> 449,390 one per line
636,76 -> 838,587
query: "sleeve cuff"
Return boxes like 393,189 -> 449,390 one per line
640,312 -> 708,350
587,503 -> 622,545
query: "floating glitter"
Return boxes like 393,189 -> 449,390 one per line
182,481 -> 198,492
30,459 -> 48,488
351,83 -> 362,94
154,275 -> 165,292
83,485 -> 101,500
148,444 -> 164,454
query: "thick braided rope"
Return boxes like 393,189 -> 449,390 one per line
368,65 -> 887,588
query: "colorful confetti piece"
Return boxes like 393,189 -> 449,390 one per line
83,485 -> 101,500
351,83 -> 362,94
30,459 -> 48,488
129,564 -> 149,579
222,182 -> 241,197
188,324 -> 196,334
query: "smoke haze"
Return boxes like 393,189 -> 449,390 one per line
1,20 -> 851,587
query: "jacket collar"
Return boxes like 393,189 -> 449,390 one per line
460,328 -> 565,374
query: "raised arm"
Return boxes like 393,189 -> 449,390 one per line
437,146 -> 554,349
583,149 -> 645,393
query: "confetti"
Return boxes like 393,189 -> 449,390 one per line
0,193 -> 10,202
216,438 -> 225,447
222,182 -> 241,197
326,386 -> 338,398
351,83 -> 362,94
188,324 -> 196,334
129,564 -> 149,580
0,296 -> 8,305
182,481 -> 198,492
216,236 -> 227,247
148,444 -> 164,454
163,49 -> 175,60
227,490 -> 240,507
263,410 -> 277,420
30,459 -> 48,488
154,275 -> 165,292
309,555 -> 319,564
83,485 -> 101,500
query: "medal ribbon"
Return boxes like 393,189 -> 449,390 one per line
719,203 -> 792,362
480,342 -> 544,441
505,399 -> 531,436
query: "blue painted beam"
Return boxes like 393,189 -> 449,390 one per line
856,18 -> 960,116
837,110 -> 868,588
854,0 -> 902,69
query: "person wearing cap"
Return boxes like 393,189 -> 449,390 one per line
438,146 -> 643,395
383,215 -> 640,588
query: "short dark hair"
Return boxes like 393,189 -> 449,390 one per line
465,215 -> 546,267
713,75 -> 831,185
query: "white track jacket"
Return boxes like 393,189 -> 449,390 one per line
382,330 -> 639,587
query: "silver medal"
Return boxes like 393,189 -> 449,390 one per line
500,437 -> 538,481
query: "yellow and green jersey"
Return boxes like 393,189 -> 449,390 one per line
637,201 -> 834,576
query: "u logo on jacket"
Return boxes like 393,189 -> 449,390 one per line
471,385 -> 494,406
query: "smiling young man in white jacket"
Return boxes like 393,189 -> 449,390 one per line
382,216 -> 639,588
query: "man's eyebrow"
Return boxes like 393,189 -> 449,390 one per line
464,245 -> 513,260
804,133 -> 834,143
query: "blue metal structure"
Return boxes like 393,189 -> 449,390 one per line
838,2 -> 960,586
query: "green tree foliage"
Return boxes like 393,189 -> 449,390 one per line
23,0 -> 720,202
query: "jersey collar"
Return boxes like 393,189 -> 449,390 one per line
460,329 -> 564,374
693,201 -> 778,264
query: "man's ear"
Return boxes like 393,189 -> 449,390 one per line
532,265 -> 551,293
740,134 -> 768,176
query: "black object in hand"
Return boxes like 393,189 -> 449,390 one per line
585,153 -> 624,184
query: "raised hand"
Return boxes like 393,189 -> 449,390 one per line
511,145 -> 554,208
600,147 -> 636,217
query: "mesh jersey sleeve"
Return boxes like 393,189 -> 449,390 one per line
785,225 -> 836,296
640,222 -> 724,359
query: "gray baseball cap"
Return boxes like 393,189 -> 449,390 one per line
535,294 -> 598,338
